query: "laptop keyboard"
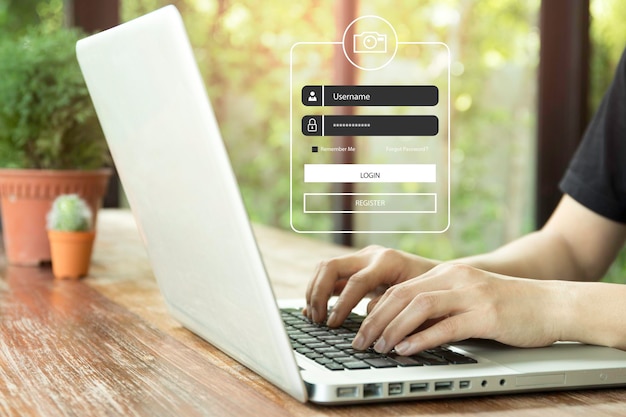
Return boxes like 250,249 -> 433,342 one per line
281,308 -> 477,371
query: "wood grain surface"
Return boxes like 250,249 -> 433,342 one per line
1,209 -> 626,417
0,265 -> 290,417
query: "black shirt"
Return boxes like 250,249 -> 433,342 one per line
559,48 -> 626,223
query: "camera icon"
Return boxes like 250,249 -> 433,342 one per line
353,31 -> 387,54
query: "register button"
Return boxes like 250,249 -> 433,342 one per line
303,193 -> 437,213
355,199 -> 386,207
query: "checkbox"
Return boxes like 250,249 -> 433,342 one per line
312,146 -> 318,153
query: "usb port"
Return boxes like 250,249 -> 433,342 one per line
388,382 -> 403,396
459,380 -> 471,389
434,381 -> 453,391
336,386 -> 358,398
409,382 -> 429,392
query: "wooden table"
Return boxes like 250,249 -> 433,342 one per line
1,209 -> 625,416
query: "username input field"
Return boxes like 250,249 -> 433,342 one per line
302,85 -> 439,107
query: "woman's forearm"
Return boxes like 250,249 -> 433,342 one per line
456,230 -> 587,281
457,196 -> 626,282
559,281 -> 626,349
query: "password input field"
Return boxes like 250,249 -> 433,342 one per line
302,115 -> 439,136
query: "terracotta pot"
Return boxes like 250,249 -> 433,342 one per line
47,230 -> 95,279
0,169 -> 111,266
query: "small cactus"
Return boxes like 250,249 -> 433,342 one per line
47,194 -> 93,232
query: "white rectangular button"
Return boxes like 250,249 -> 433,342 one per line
303,164 -> 436,183
303,193 -> 437,213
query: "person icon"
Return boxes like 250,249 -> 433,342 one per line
302,86 -> 322,106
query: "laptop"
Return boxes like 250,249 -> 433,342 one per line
76,5 -> 626,404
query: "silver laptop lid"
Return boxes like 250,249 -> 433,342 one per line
76,5 -> 307,402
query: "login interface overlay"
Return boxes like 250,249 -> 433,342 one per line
290,16 -> 449,233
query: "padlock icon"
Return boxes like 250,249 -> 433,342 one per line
307,118 -> 318,133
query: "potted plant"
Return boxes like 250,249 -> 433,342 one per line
47,194 -> 95,279
0,25 -> 111,265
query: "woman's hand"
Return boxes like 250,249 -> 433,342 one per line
304,245 -> 439,326
352,263 -> 568,355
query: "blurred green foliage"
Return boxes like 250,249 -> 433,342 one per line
590,0 -> 626,111
118,0 -> 541,257
0,26 -> 108,169
0,0 -> 64,34
4,0 -> 625,281
122,0 -> 338,229
361,0 -> 539,259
